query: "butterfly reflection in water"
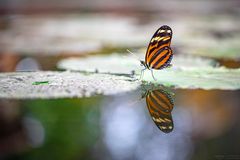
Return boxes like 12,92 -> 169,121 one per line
145,88 -> 174,133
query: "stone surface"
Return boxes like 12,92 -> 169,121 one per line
0,71 -> 140,99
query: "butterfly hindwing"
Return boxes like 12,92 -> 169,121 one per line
145,25 -> 173,70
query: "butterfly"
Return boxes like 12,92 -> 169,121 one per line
145,88 -> 174,133
140,25 -> 173,80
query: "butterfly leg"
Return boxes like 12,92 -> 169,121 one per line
140,68 -> 146,80
150,69 -> 157,81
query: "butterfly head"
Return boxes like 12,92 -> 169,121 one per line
140,60 -> 148,69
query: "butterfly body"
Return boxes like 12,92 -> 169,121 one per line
141,25 -> 173,79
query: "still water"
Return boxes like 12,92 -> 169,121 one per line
0,87 -> 239,160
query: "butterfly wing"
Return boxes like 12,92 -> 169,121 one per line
145,25 -> 173,70
146,89 -> 174,133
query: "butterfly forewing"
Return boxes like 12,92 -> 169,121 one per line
145,25 -> 173,70
146,89 -> 174,133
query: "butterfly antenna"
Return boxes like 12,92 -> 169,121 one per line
126,49 -> 141,61
127,49 -> 146,80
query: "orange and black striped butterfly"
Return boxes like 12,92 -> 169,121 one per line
140,25 -> 173,80
145,88 -> 174,133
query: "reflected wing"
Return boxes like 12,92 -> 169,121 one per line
145,25 -> 173,69
146,89 -> 174,133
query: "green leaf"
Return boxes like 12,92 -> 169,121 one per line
57,54 -> 240,90
58,53 -> 218,75
32,81 -> 49,85
188,47 -> 240,60
141,67 -> 240,90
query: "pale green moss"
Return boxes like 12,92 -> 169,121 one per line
141,67 -> 240,90
58,54 -> 218,74
58,54 -> 240,90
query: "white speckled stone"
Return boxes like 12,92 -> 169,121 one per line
0,71 -> 140,99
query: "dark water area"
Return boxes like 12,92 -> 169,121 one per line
0,88 -> 239,160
